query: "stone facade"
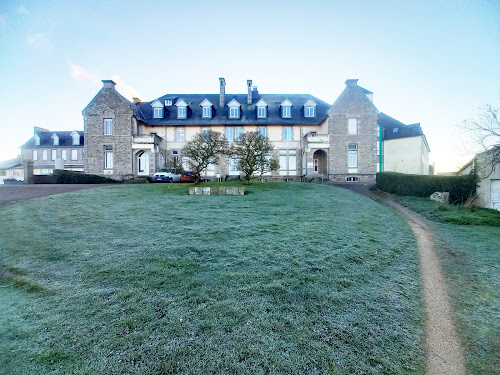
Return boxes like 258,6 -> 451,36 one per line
81,78 -> 419,183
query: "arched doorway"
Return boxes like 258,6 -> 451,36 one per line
137,151 -> 150,176
313,149 -> 327,174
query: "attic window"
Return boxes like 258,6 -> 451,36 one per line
72,132 -> 81,145
282,106 -> 291,118
303,98 -> 316,118
203,107 -> 212,118
52,134 -> 59,145
34,134 -> 40,146
230,107 -> 239,118
305,107 -> 315,117
393,128 -> 399,133
165,99 -> 172,106
178,107 -> 187,119
154,107 -> 163,118
255,99 -> 268,119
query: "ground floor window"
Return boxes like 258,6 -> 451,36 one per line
229,155 -> 240,175
104,146 -> 113,169
279,149 -> 297,175
348,144 -> 358,168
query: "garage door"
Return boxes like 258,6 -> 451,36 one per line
491,180 -> 500,211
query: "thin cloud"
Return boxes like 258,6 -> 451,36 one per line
70,64 -> 100,84
26,33 -> 52,48
112,75 -> 141,101
18,6 -> 30,16
0,15 -> 6,27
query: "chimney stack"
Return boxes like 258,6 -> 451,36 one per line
102,80 -> 116,90
345,79 -> 359,87
247,79 -> 252,104
132,97 -> 141,104
219,77 -> 226,108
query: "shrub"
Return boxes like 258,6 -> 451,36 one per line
376,172 -> 478,204
51,170 -> 118,184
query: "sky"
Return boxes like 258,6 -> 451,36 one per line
0,0 -> 499,173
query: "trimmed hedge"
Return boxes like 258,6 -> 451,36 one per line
376,172 -> 478,204
45,170 -> 119,184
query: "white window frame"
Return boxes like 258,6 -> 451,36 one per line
42,150 -> 48,160
305,106 -> 315,117
225,127 -> 234,141
104,119 -> 113,135
32,150 -> 38,161
348,118 -> 358,135
282,106 -> 291,118
257,106 -> 267,118
61,150 -> 67,160
71,149 -> 78,161
176,129 -> 185,142
34,135 -> 40,146
258,127 -> 266,138
279,149 -> 297,173
165,99 -> 172,106
104,146 -> 113,169
202,129 -> 211,140
283,127 -> 292,141
52,135 -> 59,145
177,106 -> 187,119
51,150 -> 57,161
154,107 -> 163,118
348,144 -> 358,168
202,106 -> 212,119
229,107 -> 239,119
235,127 -> 243,141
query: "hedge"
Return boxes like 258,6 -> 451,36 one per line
376,172 -> 478,204
35,170 -> 119,184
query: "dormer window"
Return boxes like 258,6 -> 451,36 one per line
227,99 -> 241,119
281,99 -> 293,119
304,98 -> 317,118
34,134 -> 40,146
151,99 -> 165,119
52,133 -> 59,145
255,99 -> 268,119
165,99 -> 172,106
175,99 -> 188,119
71,131 -> 80,145
200,98 -> 213,119
154,107 -> 163,118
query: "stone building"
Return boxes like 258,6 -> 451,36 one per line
82,78 -> 428,182
20,127 -> 84,175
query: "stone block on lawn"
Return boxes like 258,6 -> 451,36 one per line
189,187 -> 245,195
430,191 -> 449,204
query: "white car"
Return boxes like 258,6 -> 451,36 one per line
153,168 -> 182,182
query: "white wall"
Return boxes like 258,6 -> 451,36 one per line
383,136 -> 430,175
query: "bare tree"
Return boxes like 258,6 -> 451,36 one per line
462,105 -> 500,176
231,132 -> 280,184
182,131 -> 227,183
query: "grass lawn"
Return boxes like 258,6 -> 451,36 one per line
0,183 -> 424,374
393,195 -> 500,374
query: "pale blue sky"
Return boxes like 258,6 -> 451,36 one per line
0,0 -> 498,172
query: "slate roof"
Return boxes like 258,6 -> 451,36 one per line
377,112 -> 424,140
0,158 -> 22,169
135,94 -> 331,126
20,131 -> 84,148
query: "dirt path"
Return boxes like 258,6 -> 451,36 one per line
332,183 -> 466,375
0,184 -> 114,206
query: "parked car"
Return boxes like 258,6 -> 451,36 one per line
180,171 -> 195,183
153,168 -> 182,183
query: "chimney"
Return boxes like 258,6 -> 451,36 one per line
34,126 -> 49,134
132,97 -> 141,104
247,79 -> 252,104
345,79 -> 359,87
102,80 -> 116,89
219,77 -> 226,107
252,86 -> 259,95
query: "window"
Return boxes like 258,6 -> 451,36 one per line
393,128 -> 399,133
230,107 -> 239,119
279,149 -> 297,173
42,150 -> 48,160
71,150 -> 78,160
347,177 -> 359,182
282,106 -> 291,118
202,129 -> 211,140
34,135 -> 40,146
225,127 -> 234,141
176,129 -> 185,141
154,107 -> 163,118
165,99 -> 172,106
182,156 -> 189,171
202,106 -> 212,118
32,150 -> 38,161
72,134 -> 80,145
348,118 -> 358,135
235,127 -> 243,141
305,106 -> 315,117
257,106 -> 267,118
173,150 -> 179,166
62,150 -> 67,160
229,155 -> 240,175
104,119 -> 113,135
178,106 -> 187,119
348,144 -> 358,168
51,150 -> 57,160
52,135 -> 59,145
258,127 -> 266,138
283,127 -> 292,141
104,146 -> 113,169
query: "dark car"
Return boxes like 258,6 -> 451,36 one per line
180,171 -> 195,183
